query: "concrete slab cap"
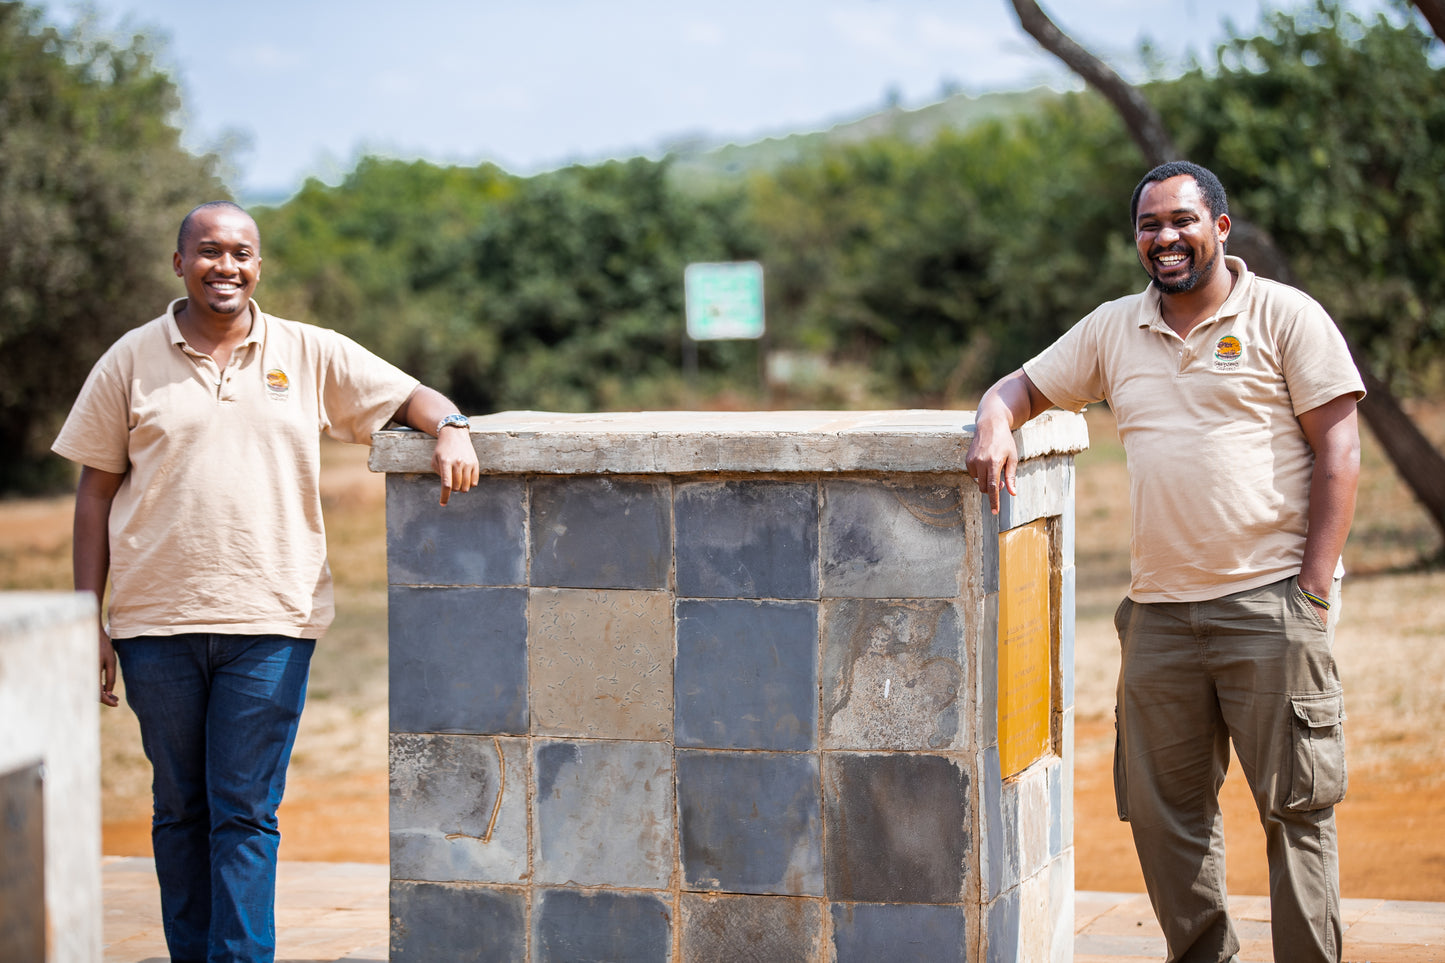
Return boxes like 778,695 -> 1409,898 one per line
370,409 -> 1088,475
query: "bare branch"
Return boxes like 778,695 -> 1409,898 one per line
1004,0 -> 1445,541
1008,0 -> 1176,165
1413,0 -> 1445,44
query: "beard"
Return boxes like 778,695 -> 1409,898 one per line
1150,244 -> 1220,295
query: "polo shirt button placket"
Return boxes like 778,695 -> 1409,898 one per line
218,352 -> 244,402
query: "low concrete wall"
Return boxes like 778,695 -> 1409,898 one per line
374,409 -> 1086,962
0,592 -> 102,963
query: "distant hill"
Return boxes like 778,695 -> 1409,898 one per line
661,87 -> 1059,192
242,87 -> 1061,207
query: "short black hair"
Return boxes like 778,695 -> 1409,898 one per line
177,200 -> 252,253
1129,161 -> 1229,228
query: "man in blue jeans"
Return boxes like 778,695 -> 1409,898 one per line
54,201 -> 480,962
967,162 -> 1363,962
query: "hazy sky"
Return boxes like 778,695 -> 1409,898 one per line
44,0 -> 1398,200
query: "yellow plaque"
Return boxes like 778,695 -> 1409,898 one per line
997,518 -> 1052,778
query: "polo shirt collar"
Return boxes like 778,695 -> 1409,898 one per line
163,298 -> 267,348
1139,255 -> 1254,332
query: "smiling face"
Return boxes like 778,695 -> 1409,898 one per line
173,207 -> 262,320
1134,174 -> 1230,295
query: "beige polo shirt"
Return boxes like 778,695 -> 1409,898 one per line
1023,257 -> 1365,603
53,301 -> 419,639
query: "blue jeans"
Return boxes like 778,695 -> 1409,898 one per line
115,634 -> 315,963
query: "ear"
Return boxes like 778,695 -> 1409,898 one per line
173,251 -> 184,278
1215,212 -> 1231,243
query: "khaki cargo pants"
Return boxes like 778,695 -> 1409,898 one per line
1113,576 -> 1347,963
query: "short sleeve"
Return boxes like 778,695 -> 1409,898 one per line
316,330 -> 420,444
1021,311 -> 1109,413
51,352 -> 132,474
1275,297 -> 1366,416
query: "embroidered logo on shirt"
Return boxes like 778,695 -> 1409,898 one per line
265,369 -> 290,400
1212,336 -> 1243,372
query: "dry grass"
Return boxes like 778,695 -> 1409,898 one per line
6,402 -> 1444,893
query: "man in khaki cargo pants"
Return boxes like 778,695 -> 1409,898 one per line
967,161 -> 1363,963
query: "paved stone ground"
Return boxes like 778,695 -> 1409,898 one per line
102,857 -> 388,963
102,856 -> 1445,962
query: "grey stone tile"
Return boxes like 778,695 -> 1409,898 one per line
389,734 -> 528,883
984,885 -> 1021,963
1059,464 -> 1075,568
1015,765 -> 1051,883
995,482 -> 1016,535
1048,851 -> 1075,963
830,903 -> 968,963
529,589 -> 673,741
980,746 -> 1020,901
389,881 -> 525,963
533,740 -> 674,889
997,456 -> 1068,533
821,753 -> 970,904
386,474 -> 525,587
675,480 -> 819,599
821,599 -> 965,751
1060,564 -> 1075,710
530,476 -> 671,590
821,480 -> 967,598
534,888 -> 672,963
388,587 -> 527,735
676,750 -> 823,897
675,600 -> 818,751
1061,707 -> 1075,850
680,893 -> 825,963
1047,758 -> 1063,860
979,592 -> 999,750
977,500 -> 1000,595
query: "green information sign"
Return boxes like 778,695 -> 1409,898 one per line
685,261 -> 765,340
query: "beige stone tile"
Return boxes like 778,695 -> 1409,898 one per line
528,588 -> 673,740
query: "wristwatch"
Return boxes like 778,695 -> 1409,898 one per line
436,413 -> 470,434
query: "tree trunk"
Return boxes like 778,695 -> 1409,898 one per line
1009,0 -> 1173,166
1352,353 -> 1445,544
1006,0 -> 1445,545
1413,0 -> 1445,45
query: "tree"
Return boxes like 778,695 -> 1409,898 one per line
255,157 -> 517,412
746,106 -> 1140,399
258,156 -> 759,413
460,158 -> 759,411
0,2 -> 223,491
1007,0 -> 1445,544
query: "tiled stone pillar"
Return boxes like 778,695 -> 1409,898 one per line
372,410 -> 1087,962
0,593 -> 102,963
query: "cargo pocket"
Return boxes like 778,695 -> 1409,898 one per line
1286,689 -> 1348,811
1113,709 -> 1129,822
